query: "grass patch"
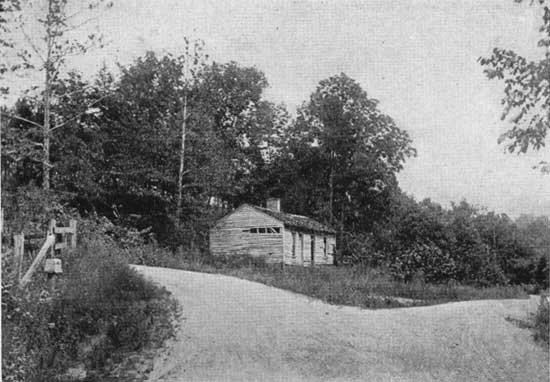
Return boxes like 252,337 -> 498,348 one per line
128,246 -> 528,309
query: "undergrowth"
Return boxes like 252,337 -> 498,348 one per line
2,223 -> 178,382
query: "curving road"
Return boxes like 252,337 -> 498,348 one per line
133,265 -> 549,382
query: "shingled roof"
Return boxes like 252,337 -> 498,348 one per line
249,204 -> 336,235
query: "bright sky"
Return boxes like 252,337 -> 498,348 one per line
9,0 -> 550,217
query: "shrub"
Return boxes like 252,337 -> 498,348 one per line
340,232 -> 385,267
532,296 -> 549,347
388,241 -> 457,283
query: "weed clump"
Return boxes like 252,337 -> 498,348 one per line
532,296 -> 549,347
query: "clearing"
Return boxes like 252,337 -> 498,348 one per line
134,265 -> 548,382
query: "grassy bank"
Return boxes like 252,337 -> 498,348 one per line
129,246 -> 529,309
2,237 -> 179,382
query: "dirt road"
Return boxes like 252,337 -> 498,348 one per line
133,265 -> 548,382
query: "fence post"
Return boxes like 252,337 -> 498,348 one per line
14,233 -> 24,282
48,219 -> 56,257
69,219 -> 77,249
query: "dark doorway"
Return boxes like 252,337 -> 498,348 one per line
310,235 -> 315,265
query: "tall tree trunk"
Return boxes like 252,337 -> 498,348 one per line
43,77 -> 50,190
176,92 -> 188,224
328,150 -> 334,223
42,0 -> 53,190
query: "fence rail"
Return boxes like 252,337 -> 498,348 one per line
14,219 -> 77,288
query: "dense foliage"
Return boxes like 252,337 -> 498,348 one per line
376,197 -> 549,287
2,51 -> 549,292
1,189 -> 177,381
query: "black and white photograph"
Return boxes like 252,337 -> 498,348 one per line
1,0 -> 549,381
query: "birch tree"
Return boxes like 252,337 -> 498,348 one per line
175,39 -> 206,224
1,0 -> 112,189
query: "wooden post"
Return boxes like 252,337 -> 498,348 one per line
14,233 -> 24,282
48,219 -> 56,257
69,219 -> 77,248
20,234 -> 55,288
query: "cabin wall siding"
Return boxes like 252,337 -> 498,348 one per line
313,234 -> 335,265
275,228 -> 336,266
210,205 -> 335,266
283,229 -> 306,265
210,206 -> 284,262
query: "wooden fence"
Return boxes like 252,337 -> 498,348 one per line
13,219 -> 77,288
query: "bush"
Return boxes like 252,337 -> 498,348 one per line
532,296 -> 549,347
388,241 -> 457,283
340,232 -> 385,267
534,256 -> 549,290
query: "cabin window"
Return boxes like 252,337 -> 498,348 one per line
242,227 -> 281,234
291,233 -> 296,258
323,237 -> 328,259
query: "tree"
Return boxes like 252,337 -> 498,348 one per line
1,68 -> 113,196
1,0 -> 113,189
480,0 -> 549,171
286,73 -> 416,232
194,61 -> 288,206
77,54 -> 285,244
175,39 -> 207,224
0,0 -> 21,96
105,52 -> 183,205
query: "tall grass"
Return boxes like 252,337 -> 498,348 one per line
2,238 -> 178,382
127,246 -> 528,309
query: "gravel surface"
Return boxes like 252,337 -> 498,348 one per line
133,265 -> 549,382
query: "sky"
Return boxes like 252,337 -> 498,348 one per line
7,0 -> 550,217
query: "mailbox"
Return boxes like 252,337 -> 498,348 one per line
44,258 -> 62,274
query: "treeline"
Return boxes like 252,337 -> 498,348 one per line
2,51 -> 548,288
349,196 -> 549,287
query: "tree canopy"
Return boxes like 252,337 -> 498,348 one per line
480,0 -> 549,171
2,50 -> 547,288
262,73 -> 415,233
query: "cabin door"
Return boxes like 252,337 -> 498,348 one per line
310,235 -> 315,266
299,234 -> 304,264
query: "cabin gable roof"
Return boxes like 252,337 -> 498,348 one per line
249,205 -> 336,235
212,203 -> 336,235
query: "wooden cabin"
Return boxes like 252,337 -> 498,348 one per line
209,198 -> 336,266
